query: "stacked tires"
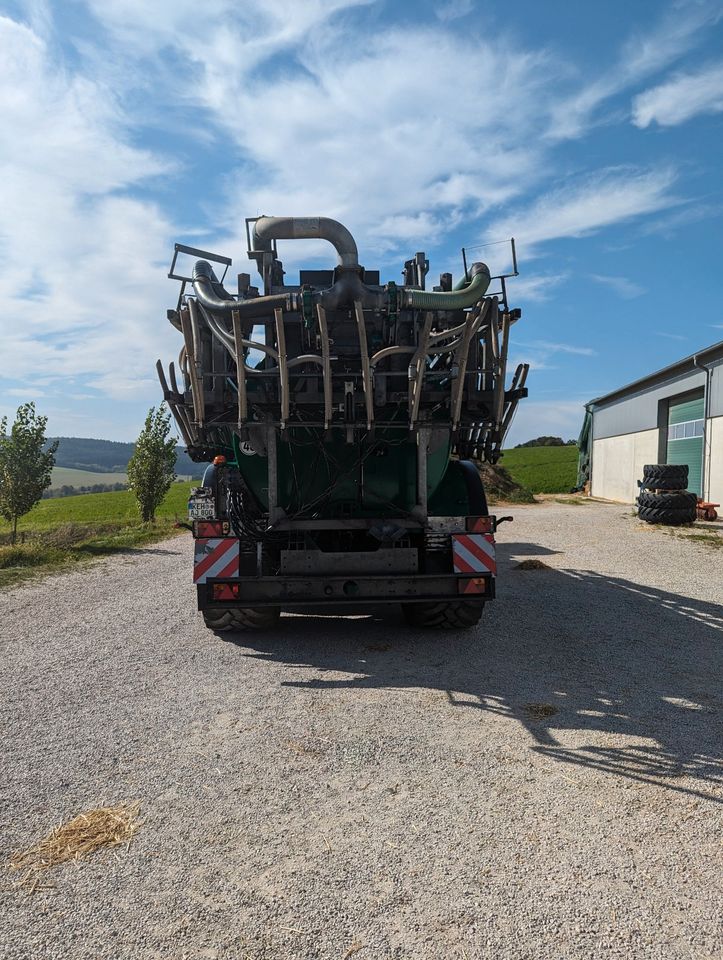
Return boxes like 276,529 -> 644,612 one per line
637,464 -> 696,525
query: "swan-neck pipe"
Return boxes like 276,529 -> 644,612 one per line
252,216 -> 359,268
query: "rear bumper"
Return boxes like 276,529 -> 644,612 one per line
198,572 -> 494,610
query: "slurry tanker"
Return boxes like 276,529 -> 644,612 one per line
157,216 -> 528,631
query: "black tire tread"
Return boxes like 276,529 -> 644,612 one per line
402,601 -> 484,629
639,477 -> 690,491
637,504 -> 696,525
637,491 -> 697,510
203,607 -> 280,632
642,463 -> 688,482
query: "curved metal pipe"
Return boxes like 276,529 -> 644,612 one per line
194,255 -> 487,321
253,216 -> 359,268
192,260 -> 296,316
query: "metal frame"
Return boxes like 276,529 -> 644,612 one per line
168,242 -> 232,283
462,237 -> 519,312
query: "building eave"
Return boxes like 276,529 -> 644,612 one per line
587,340 -> 723,408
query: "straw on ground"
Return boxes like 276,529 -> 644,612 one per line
8,802 -> 141,893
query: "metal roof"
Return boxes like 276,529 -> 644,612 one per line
588,339 -> 723,408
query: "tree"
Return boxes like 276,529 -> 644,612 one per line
515,436 -> 565,448
0,403 -> 59,543
127,405 -> 177,522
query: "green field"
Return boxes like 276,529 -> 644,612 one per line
0,483 -> 193,588
500,444 -> 579,493
51,466 -> 128,487
1,482 -> 192,533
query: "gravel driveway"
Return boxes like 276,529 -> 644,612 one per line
1,501 -> 721,960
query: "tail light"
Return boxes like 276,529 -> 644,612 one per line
212,583 -> 240,601
458,576 -> 489,595
194,520 -> 230,538
466,516 -> 493,533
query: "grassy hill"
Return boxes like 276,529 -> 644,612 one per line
4,483 -> 192,533
0,483 -> 193,588
46,437 -> 204,477
500,444 -> 578,493
51,466 -> 128,488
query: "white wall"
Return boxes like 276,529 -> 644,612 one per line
705,415 -> 723,504
591,429 -> 659,503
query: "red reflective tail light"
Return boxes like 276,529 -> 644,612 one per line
466,516 -> 493,533
212,582 -> 240,601
194,520 -> 230,538
458,576 -> 489,595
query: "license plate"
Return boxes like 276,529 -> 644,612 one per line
189,499 -> 216,520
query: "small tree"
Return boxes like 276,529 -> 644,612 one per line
127,405 -> 177,522
0,403 -> 59,543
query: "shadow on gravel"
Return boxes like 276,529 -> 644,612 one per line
223,540 -> 722,803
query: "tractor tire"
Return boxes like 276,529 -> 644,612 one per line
202,607 -> 280,632
637,490 -> 698,511
639,477 -> 689,491
402,600 -> 484,629
642,463 -> 688,484
637,504 -> 696,526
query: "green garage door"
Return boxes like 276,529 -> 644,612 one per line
666,392 -> 704,495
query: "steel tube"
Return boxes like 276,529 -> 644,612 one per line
253,216 -> 359,268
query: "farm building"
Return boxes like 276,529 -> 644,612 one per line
580,340 -> 723,504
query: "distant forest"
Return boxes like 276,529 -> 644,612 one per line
45,437 -> 203,476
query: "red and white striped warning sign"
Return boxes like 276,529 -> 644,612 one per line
193,538 -> 240,583
452,533 -> 496,576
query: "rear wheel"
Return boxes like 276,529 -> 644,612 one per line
202,607 -> 280,632
401,601 -> 484,629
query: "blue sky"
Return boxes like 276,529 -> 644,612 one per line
1,0 -> 722,445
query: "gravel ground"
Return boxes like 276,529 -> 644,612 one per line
1,501 -> 721,960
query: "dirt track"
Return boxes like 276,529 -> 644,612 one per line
1,501 -> 721,959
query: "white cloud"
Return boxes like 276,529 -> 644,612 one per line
0,14 -> 179,435
656,332 -> 687,341
632,62 -> 723,127
504,399 -> 587,448
81,1 -> 558,264
547,2 -> 720,139
0,3 -> 565,435
507,340 -> 595,385
517,340 -> 595,357
589,274 -> 646,299
505,273 -> 569,303
639,201 -> 722,237
486,166 -> 679,257
5,387 -> 47,398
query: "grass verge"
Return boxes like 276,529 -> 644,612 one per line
500,445 -> 578,494
671,530 -> 723,549
0,484 -> 192,589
